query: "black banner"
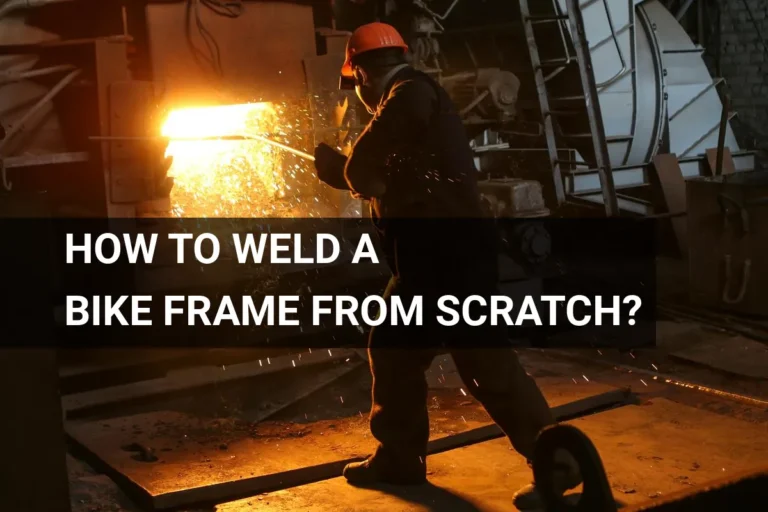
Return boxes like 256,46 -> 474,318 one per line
1,218 -> 656,349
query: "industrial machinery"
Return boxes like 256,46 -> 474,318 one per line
369,0 -> 757,216
0,0 -> 758,220
0,0 -> 334,219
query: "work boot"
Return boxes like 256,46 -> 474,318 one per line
513,452 -> 582,510
343,456 -> 427,487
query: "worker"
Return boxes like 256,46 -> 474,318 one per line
312,22 -> 581,510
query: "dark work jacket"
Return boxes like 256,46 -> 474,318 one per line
344,67 -> 499,290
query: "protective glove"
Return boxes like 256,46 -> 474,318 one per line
314,142 -> 350,190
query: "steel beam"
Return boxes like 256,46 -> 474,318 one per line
675,0 -> 697,21
1,151 -> 90,169
565,151 -> 755,196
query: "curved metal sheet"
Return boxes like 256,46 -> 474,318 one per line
640,1 -> 739,158
556,0 -> 740,167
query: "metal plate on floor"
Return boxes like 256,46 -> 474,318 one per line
66,376 -> 617,509
217,398 -> 768,512
670,336 -> 768,380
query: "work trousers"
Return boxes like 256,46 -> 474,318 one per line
366,277 -> 555,474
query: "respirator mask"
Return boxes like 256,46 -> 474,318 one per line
339,66 -> 381,115
353,68 -> 381,115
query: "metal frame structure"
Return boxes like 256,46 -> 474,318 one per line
519,0 -> 620,216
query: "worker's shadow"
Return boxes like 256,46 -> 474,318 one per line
349,484 -> 627,511
349,481 -> 483,511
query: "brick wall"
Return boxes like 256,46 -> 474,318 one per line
714,0 -> 768,170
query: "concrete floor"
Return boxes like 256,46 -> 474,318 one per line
66,321 -> 768,512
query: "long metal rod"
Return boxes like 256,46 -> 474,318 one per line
541,348 -> 768,408
211,134 -> 315,162
715,94 -> 730,176
675,0 -> 697,21
89,135 -> 315,162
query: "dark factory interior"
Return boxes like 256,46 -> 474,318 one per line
1,1 -> 768,511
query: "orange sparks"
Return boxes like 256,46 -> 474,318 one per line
160,102 -> 325,218
161,103 -> 289,217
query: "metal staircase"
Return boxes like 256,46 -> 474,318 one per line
519,0 -> 619,216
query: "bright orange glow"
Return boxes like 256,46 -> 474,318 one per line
161,103 -> 289,217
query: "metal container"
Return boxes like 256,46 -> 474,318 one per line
478,178 -> 550,218
687,171 -> 768,316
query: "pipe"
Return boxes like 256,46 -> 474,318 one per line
213,133 -> 316,162
0,68 -> 81,191
0,0 -> 76,21
594,0 -> 629,89
0,64 -> 76,85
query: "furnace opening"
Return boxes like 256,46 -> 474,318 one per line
161,103 -> 312,218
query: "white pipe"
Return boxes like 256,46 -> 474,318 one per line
1,68 -> 81,190
0,64 -> 76,84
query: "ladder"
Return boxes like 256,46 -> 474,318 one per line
519,0 -> 619,217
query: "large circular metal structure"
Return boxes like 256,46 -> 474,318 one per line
570,0 -> 740,168
389,0 -> 752,208
394,0 -> 744,168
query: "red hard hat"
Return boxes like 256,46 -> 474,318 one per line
341,22 -> 408,77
